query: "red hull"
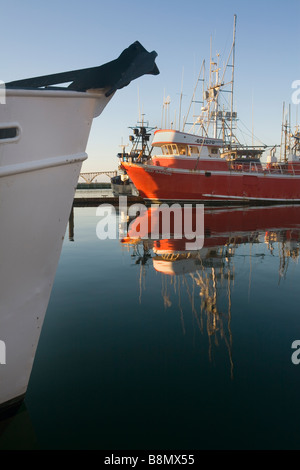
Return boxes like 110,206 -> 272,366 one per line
123,204 -> 300,242
122,162 -> 300,203
121,205 -> 300,276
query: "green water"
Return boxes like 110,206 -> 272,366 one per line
1,205 -> 300,450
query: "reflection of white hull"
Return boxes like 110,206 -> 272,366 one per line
0,88 -> 112,412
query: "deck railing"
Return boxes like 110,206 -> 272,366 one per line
230,161 -> 297,175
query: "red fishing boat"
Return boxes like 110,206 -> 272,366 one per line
122,128 -> 300,204
122,16 -> 300,204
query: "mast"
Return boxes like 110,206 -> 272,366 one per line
252,92 -> 254,146
280,102 -> 285,162
289,103 -> 291,156
229,14 -> 237,148
284,115 -> 287,162
208,14 -> 237,143
182,60 -> 205,131
213,55 -> 220,139
183,15 -> 238,141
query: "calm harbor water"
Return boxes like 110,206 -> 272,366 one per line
1,203 -> 300,450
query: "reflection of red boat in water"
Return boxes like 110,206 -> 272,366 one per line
121,204 -> 300,260
121,204 -> 300,378
151,205 -> 300,275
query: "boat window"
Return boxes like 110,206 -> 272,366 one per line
161,145 -> 169,155
211,148 -> 218,155
189,146 -> 199,155
0,127 -> 18,140
172,144 -> 178,154
177,144 -> 187,155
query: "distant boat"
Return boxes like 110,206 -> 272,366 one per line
111,121 -> 155,197
122,18 -> 300,204
111,172 -> 138,196
0,41 -> 159,416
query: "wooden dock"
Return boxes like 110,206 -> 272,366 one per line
73,187 -> 143,206
73,195 -> 143,206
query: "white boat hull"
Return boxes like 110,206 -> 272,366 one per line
0,40 -> 159,414
0,88 -> 111,411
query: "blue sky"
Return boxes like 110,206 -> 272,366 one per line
1,0 -> 300,174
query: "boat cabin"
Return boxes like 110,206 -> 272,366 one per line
151,129 -> 223,154
150,129 -> 225,170
159,142 -> 220,158
222,148 -> 264,172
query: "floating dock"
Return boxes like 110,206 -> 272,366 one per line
74,185 -> 142,206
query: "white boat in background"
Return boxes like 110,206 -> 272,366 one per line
0,41 -> 159,416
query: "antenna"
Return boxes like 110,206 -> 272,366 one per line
119,137 -> 128,154
280,101 -> 285,162
289,103 -> 291,153
162,95 -> 171,128
252,90 -> 254,146
161,91 -> 171,128
161,89 -> 165,128
284,103 -> 288,162
179,67 -> 184,131
209,35 -> 212,89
